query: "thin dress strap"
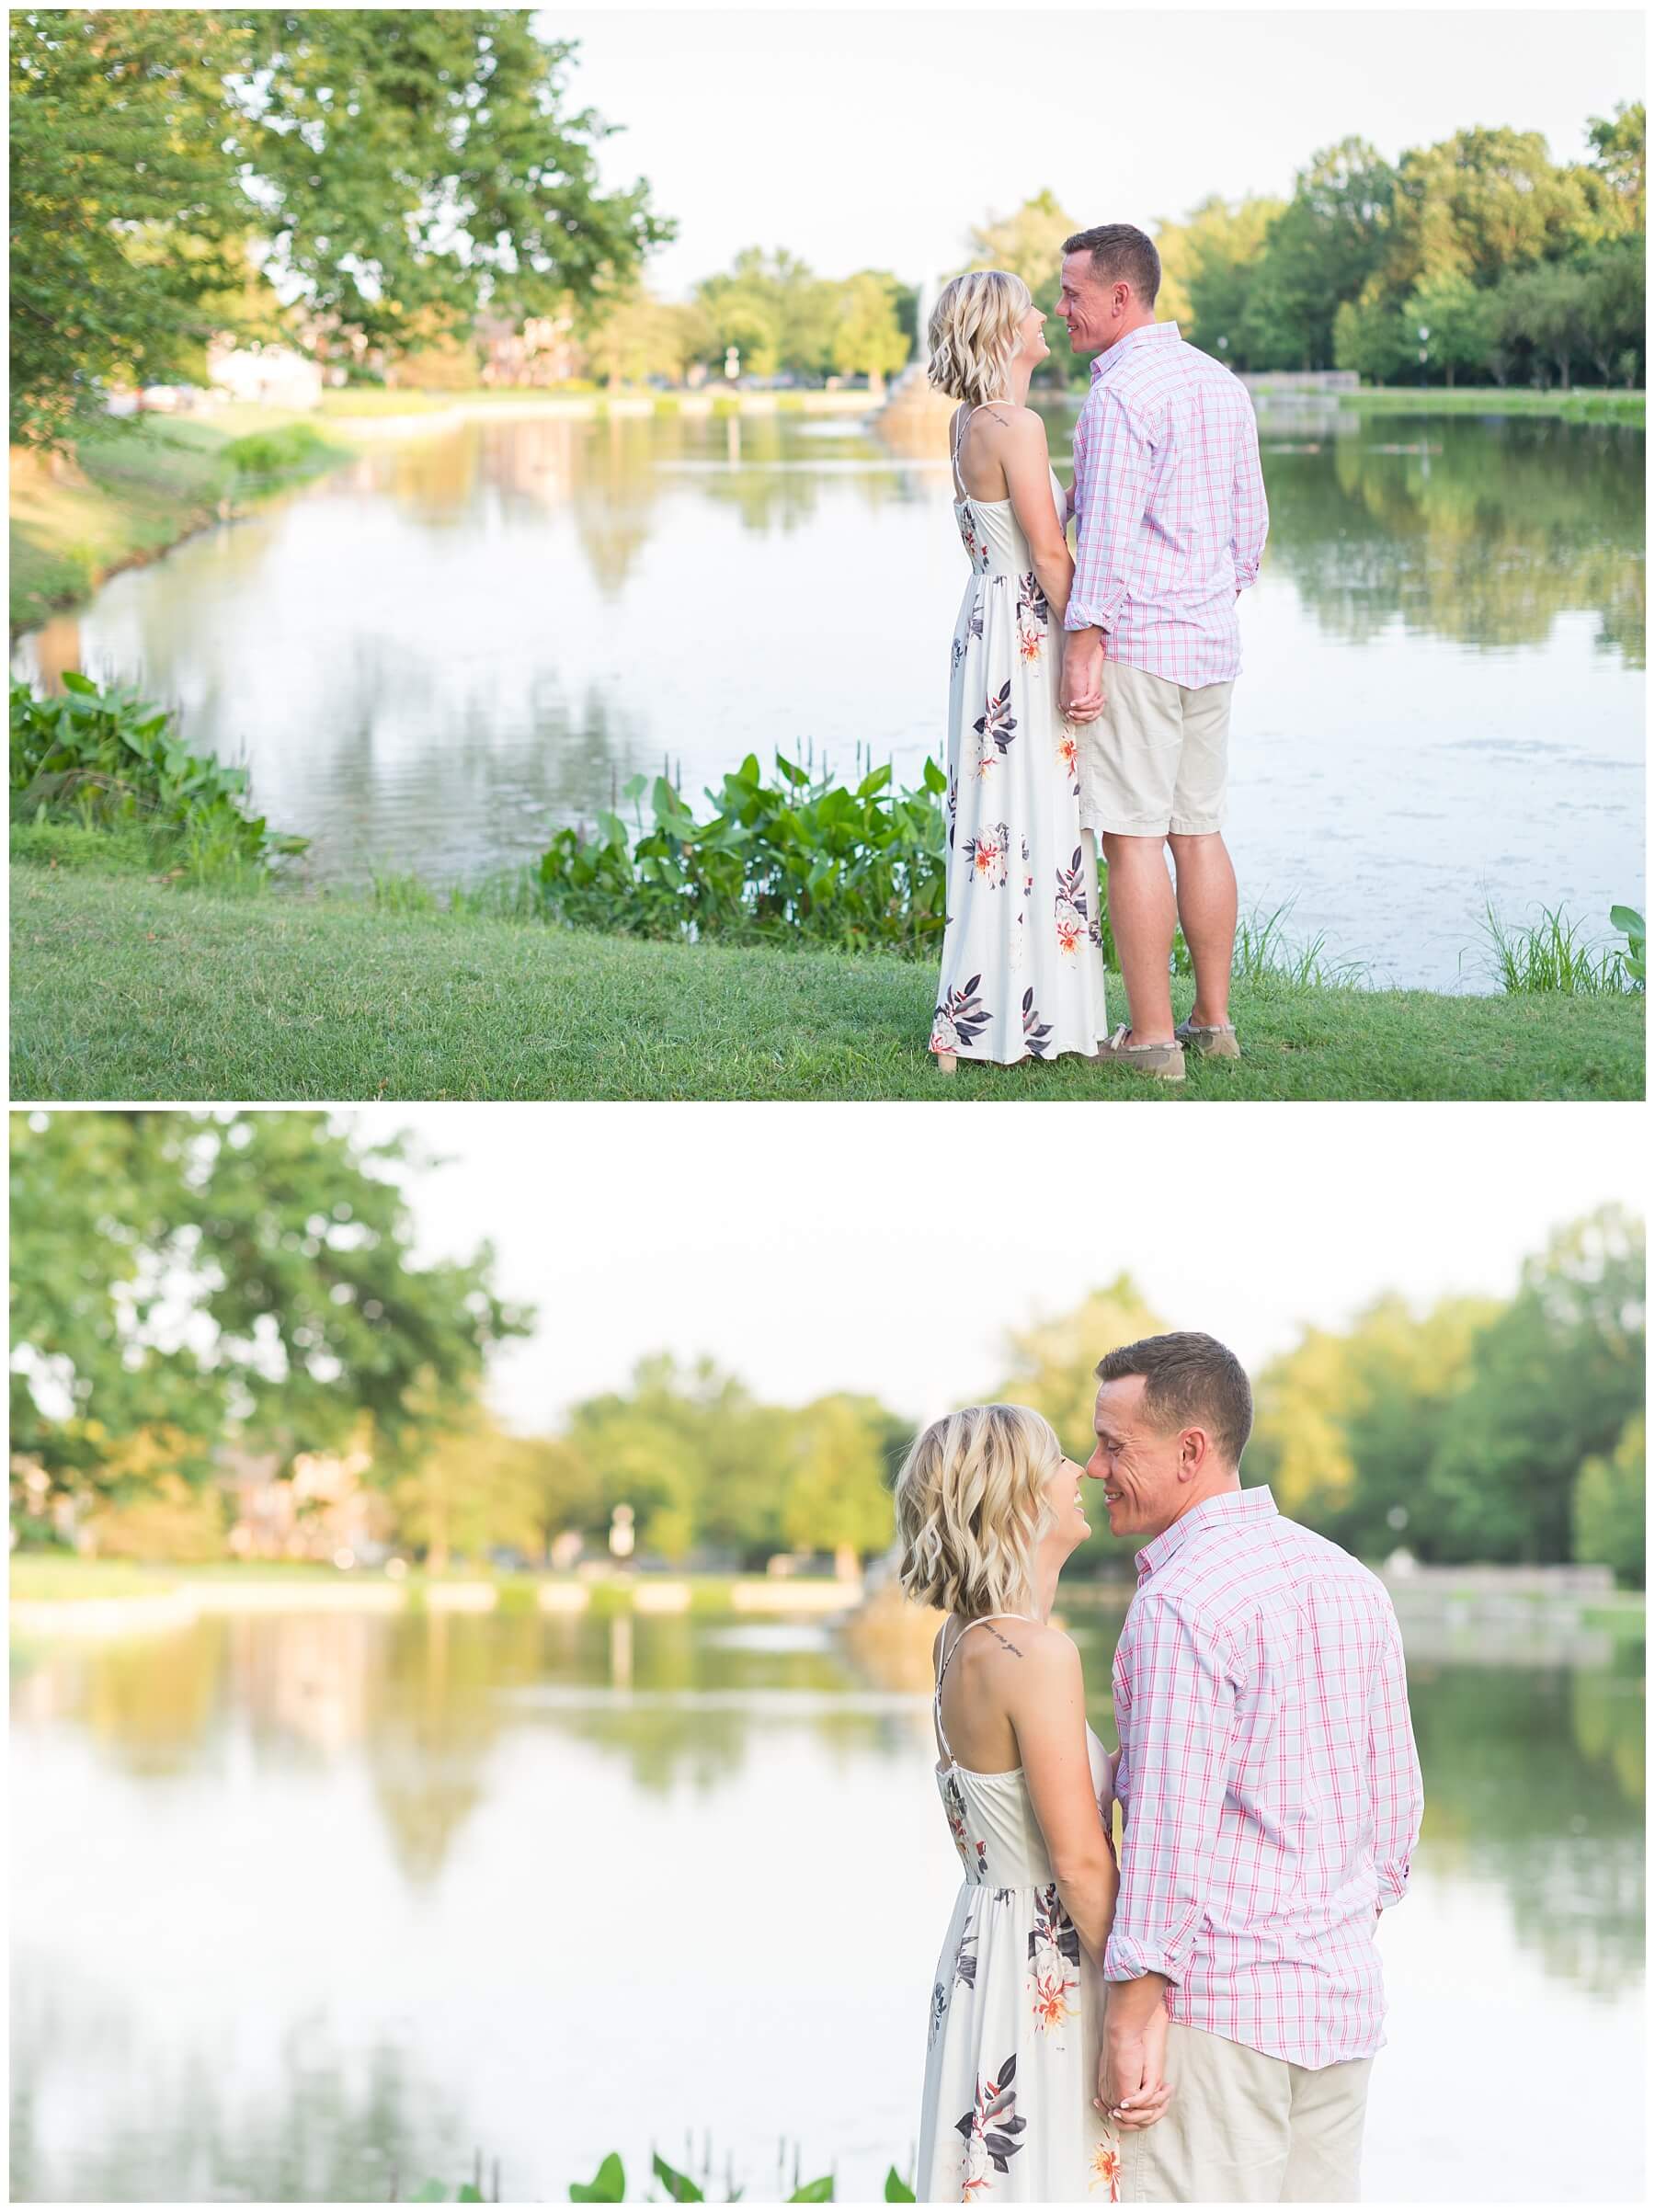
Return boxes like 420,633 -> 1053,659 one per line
933,1612 -> 1040,1769
949,405 -> 976,502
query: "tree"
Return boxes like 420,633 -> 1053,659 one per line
1585,100 -> 1646,227
8,11 -> 253,442
1400,272 -> 1501,387
990,1276 -> 1167,1458
830,271 -> 909,390
1240,140 -> 1394,370
9,9 -> 674,442
780,1393 -> 905,1573
963,189 -> 1084,383
583,289 -> 707,387
1572,1412 -> 1645,1589
9,1112 -> 531,1519
1421,1207 -> 1645,1564
1158,195 -> 1285,366
1384,127 -> 1601,294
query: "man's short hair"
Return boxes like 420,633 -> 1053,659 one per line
1062,223 -> 1161,308
1094,1331 -> 1252,1465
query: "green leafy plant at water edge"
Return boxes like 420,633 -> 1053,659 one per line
533,754 -> 950,955
1609,905 -> 1645,987
562,2149 -> 914,2202
9,674 -> 304,876
1481,899 -> 1640,995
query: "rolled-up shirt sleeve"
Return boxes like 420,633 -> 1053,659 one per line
1066,387 -> 1154,634
1369,1607 -> 1423,1909
1104,1594 -> 1238,1985
1230,405 -> 1269,589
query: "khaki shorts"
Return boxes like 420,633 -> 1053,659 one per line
1079,662 -> 1234,838
1119,2023 -> 1374,2204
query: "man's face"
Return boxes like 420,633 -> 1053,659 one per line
1055,253 -> 1118,355
1084,1375 -> 1188,1542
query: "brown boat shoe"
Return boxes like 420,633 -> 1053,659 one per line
1092,1026 -> 1187,1083
1175,1018 -> 1242,1060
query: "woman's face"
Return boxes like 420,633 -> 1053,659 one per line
1016,303 -> 1051,365
1041,1452 -> 1091,1558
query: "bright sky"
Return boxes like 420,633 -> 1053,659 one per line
542,4 -> 1645,298
352,1104 -> 1645,1437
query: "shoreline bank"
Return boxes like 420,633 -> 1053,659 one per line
10,863 -> 1644,1102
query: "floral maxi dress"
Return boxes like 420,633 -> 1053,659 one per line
917,1615 -> 1123,2204
929,420 -> 1110,1066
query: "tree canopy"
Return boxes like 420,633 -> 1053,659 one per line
9,8 -> 674,441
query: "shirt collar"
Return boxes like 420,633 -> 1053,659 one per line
1135,1483 -> 1276,1581
1090,320 -> 1181,381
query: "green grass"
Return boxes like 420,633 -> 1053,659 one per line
1345,385 -> 1644,424
1482,901 -> 1638,995
11,863 -> 1644,1101
9,411 -> 350,633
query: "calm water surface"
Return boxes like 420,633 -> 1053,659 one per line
13,405 -> 1644,991
9,1600 -> 1644,2204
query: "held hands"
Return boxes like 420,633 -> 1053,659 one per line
1096,2001 -> 1173,2131
1061,633 -> 1106,724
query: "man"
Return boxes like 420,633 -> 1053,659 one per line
1056,228 -> 1269,1082
1084,1331 -> 1423,2203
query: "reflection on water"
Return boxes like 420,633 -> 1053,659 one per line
13,406 -> 1641,987
9,1602 -> 1644,2203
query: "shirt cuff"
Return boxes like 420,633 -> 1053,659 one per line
1064,601 -> 1115,634
1234,563 -> 1259,588
1376,1862 -> 1410,1909
1102,1930 -> 1184,1985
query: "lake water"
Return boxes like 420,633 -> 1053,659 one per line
9,1596 -> 1645,2205
12,403 -> 1644,991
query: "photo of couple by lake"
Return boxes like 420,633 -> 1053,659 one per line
6,6 -> 1645,1103
9,1107 -> 1647,2206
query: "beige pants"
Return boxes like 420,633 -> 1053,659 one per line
1119,2023 -> 1374,2204
1079,662 -> 1235,838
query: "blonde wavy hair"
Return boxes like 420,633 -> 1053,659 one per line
927,270 -> 1033,408
894,1402 -> 1062,1619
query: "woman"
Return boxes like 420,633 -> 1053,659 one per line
925,273 -> 1111,1073
894,1405 -> 1168,2202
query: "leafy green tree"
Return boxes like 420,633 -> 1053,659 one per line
584,289 -> 708,387
780,1393 -> 905,1571
830,271 -> 909,388
1333,291 -> 1410,382
1585,100 -> 1646,225
1572,1411 -> 1645,1589
989,1276 -> 1167,1459
1240,140 -> 1395,369
9,1112 -> 531,1517
10,9 -> 674,442
1400,271 -> 1501,387
9,10 -> 253,442
1385,126 -> 1601,293
1158,195 -> 1284,365
1421,1206 -> 1644,1564
693,248 -> 839,381
963,188 -> 1086,383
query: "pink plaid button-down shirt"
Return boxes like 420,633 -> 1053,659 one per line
1105,1486 -> 1423,2069
1066,321 -> 1269,688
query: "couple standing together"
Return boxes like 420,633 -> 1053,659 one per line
896,1333 -> 1425,2204
926,224 -> 1269,1084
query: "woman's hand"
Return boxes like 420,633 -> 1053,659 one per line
1096,2000 -> 1173,2131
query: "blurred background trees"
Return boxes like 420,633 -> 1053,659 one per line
964,103 -> 1643,393
11,1112 -> 1644,1585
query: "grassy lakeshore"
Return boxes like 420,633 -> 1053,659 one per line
11,863 -> 1644,1102
9,411 -> 350,633
1339,383 -> 1644,423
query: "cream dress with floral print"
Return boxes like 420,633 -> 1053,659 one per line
917,1615 -> 1124,2205
929,413 -> 1111,1066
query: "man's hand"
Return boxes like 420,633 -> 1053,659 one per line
1062,629 -> 1106,724
1095,1977 -> 1173,2131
